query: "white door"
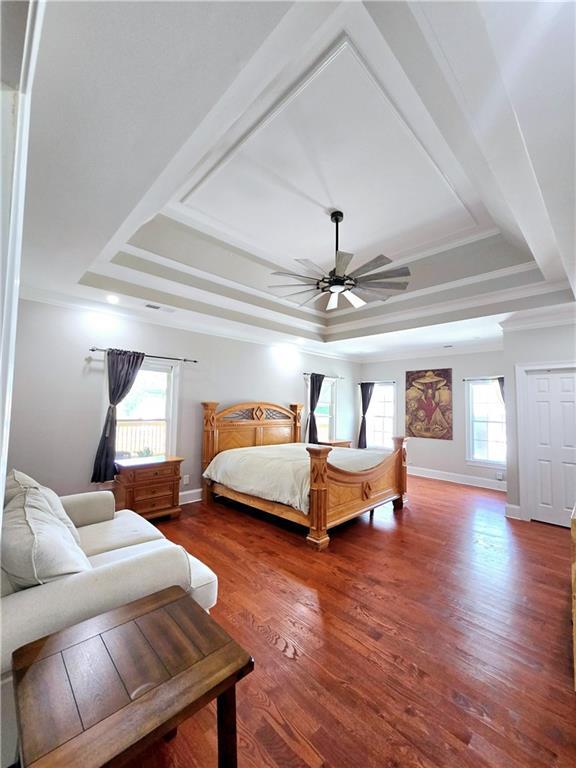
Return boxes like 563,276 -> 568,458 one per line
526,368 -> 576,526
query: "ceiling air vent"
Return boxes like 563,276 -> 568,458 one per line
144,303 -> 175,313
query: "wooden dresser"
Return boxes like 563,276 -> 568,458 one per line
113,456 -> 184,520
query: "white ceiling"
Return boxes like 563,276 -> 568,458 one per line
179,40 -> 489,269
19,1 -> 575,360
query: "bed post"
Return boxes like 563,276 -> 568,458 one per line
306,446 -> 331,550
202,402 -> 219,503
290,403 -> 303,442
392,436 -> 407,510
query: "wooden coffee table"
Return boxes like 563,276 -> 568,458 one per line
12,586 -> 253,768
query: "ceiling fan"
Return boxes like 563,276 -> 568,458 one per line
269,210 -> 411,310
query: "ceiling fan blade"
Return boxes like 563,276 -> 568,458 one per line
348,253 -> 392,278
268,283 -> 319,290
295,259 -> 326,278
359,266 -> 411,282
273,286 -> 322,299
272,270 -> 318,282
335,250 -> 354,276
353,287 -> 394,303
358,280 -> 409,291
342,290 -> 366,308
326,292 -> 339,311
297,290 -> 325,307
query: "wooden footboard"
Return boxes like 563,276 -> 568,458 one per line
201,401 -> 406,550
306,437 -> 406,550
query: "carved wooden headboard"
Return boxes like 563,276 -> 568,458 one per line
202,401 -> 303,472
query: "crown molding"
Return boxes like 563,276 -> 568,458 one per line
17,287 -> 357,363
500,301 -> 576,332
352,338 -> 503,364
325,278 -> 571,338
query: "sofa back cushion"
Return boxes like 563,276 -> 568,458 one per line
4,469 -> 80,544
2,488 -> 91,589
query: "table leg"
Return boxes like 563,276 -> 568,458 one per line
163,727 -> 178,742
217,686 -> 237,768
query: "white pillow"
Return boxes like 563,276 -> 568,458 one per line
1,488 -> 91,589
4,469 -> 80,544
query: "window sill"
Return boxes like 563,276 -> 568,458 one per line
465,458 -> 506,469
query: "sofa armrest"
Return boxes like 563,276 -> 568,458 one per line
59,491 -> 116,527
1,545 -> 192,675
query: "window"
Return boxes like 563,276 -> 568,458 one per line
366,382 -> 396,448
467,378 -> 506,464
314,378 -> 336,442
115,362 -> 179,459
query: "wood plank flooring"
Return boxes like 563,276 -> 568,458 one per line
130,477 -> 575,768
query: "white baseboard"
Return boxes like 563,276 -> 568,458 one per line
180,488 -> 202,505
505,503 -> 526,520
408,466 -> 507,492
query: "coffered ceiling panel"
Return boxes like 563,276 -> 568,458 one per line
180,41 -> 482,269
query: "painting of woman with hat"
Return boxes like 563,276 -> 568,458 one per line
405,369 -> 453,440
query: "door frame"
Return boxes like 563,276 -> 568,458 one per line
0,1 -> 45,514
515,361 -> 576,523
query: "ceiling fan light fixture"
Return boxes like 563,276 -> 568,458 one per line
270,210 -> 410,311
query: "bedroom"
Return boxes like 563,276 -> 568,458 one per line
2,1 -> 575,767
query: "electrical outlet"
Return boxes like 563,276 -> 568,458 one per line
496,471 -> 504,481
183,474 -> 190,486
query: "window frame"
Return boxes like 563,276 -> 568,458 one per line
465,376 -> 506,467
306,376 -> 338,442
113,359 -> 180,459
365,381 -> 397,450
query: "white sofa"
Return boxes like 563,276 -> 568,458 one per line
1,490 -> 217,768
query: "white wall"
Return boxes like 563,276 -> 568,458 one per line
502,322 -> 576,508
8,300 -> 360,495
359,350 -> 507,489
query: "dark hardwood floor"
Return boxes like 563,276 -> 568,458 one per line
130,477 -> 575,768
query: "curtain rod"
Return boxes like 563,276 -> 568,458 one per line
462,375 -> 503,381
303,372 -> 345,380
89,347 -> 198,364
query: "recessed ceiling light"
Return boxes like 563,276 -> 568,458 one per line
106,294 -> 119,304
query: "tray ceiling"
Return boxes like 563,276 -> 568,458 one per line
180,41 -> 480,269
19,1 -> 574,357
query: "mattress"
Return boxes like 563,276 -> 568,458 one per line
202,442 -> 391,514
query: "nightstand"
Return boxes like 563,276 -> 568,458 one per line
113,455 -> 184,520
318,440 -> 352,448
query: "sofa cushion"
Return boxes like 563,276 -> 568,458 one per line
86,539 -> 218,611
87,538 -> 174,567
2,489 -> 92,588
186,553 -> 218,611
4,469 -> 80,544
77,509 -> 164,557
1,568 -> 16,597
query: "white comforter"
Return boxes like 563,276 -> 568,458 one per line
203,442 -> 391,514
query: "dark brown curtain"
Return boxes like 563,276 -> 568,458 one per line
91,349 -> 145,482
497,376 -> 505,404
358,382 -> 375,448
307,373 -> 325,444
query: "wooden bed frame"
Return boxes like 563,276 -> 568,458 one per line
201,401 -> 407,550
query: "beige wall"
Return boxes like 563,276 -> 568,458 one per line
502,322 -> 576,508
11,299 -> 572,507
8,300 -> 360,495
359,349 -> 507,488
